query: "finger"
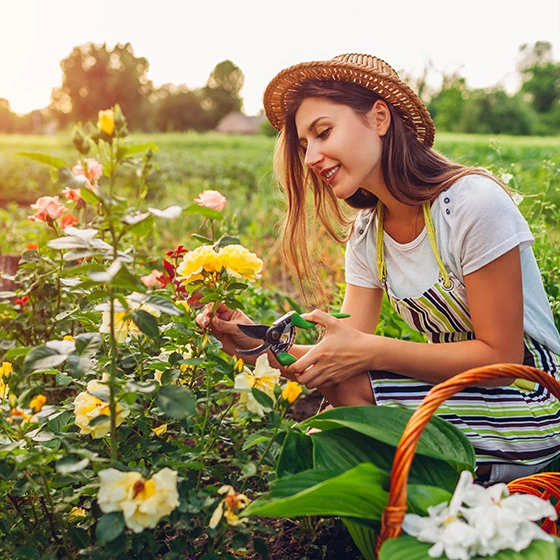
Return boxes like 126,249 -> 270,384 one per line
302,309 -> 338,329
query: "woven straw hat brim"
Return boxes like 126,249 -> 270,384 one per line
263,55 -> 435,146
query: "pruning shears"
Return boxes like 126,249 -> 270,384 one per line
235,310 -> 350,367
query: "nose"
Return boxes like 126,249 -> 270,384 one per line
304,142 -> 323,169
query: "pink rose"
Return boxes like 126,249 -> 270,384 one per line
62,187 -> 82,201
72,158 -> 103,183
28,196 -> 67,222
141,270 -> 165,288
194,190 -> 227,212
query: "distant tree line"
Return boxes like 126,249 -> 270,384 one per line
0,41 -> 558,136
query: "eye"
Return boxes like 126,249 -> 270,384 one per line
317,128 -> 331,140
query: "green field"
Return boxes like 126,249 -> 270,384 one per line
1,131 -> 559,298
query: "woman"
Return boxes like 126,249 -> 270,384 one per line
198,53 -> 560,482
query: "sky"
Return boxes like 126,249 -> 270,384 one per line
2,0 -> 559,116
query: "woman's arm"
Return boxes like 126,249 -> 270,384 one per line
290,247 -> 523,388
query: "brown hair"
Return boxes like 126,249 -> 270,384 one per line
275,80 -> 496,303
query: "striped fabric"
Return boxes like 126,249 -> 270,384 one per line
373,274 -> 560,467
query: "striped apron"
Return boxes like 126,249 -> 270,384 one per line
372,202 -> 560,467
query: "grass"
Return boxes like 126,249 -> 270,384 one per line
0,130 -> 558,300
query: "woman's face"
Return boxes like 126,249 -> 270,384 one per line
295,97 -> 388,199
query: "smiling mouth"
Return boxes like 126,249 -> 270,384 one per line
324,165 -> 340,180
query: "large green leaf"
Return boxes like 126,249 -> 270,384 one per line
301,405 -> 475,472
276,430 -> 313,478
378,534 -> 558,560
244,463 -> 389,520
343,518 -> 377,560
312,427 -> 461,492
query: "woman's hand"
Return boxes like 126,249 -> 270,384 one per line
196,303 -> 258,358
287,309 -> 376,389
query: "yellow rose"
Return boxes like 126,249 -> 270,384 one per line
218,244 -> 263,282
151,424 -> 167,437
97,467 -> 180,533
29,394 -> 47,413
209,485 -> 250,529
68,506 -> 87,522
176,245 -> 222,285
281,381 -> 303,404
234,354 -> 280,417
0,362 -> 12,379
97,109 -> 115,136
73,380 -> 129,438
99,297 -> 161,343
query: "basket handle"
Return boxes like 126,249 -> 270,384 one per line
377,363 -> 560,551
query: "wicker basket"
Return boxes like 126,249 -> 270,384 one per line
376,363 -> 560,554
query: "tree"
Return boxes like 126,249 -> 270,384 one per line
518,42 -> 560,114
0,99 -> 17,133
461,89 -> 537,136
427,73 -> 467,132
202,60 -> 244,127
153,85 -> 211,131
52,42 -> 152,130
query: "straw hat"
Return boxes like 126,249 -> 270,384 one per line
263,53 -> 435,146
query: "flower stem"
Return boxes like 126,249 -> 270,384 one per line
108,293 -> 119,464
240,407 -> 287,493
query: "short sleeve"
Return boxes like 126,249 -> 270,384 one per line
344,210 -> 381,288
443,175 -> 534,276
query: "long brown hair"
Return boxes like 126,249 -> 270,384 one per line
275,80 -> 494,303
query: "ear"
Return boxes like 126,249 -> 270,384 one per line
368,100 -> 391,136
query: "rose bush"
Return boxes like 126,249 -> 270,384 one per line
0,106 -> 305,559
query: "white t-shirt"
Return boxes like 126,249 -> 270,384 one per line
345,174 -> 560,354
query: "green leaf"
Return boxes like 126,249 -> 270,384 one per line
144,295 -> 185,316
406,484 -> 452,516
312,427 -> 461,492
55,371 -> 73,386
378,535 -> 559,560
251,387 -> 274,409
301,406 -> 475,473
157,385 -> 196,419
185,203 -> 225,221
79,186 -> 101,206
56,456 -> 90,474
214,235 -> 241,248
65,354 -> 92,378
243,430 -> 274,451
119,142 -> 159,157
131,310 -> 160,339
252,537 -> 270,560
191,233 -> 213,243
74,332 -> 103,357
23,346 -> 67,373
47,410 -> 73,432
276,430 -> 313,478
343,518 -> 377,560
244,463 -> 389,520
96,512 -> 125,544
17,151 -> 66,169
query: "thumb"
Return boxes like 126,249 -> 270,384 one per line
301,309 -> 337,329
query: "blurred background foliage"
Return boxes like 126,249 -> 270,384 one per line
0,40 -> 558,136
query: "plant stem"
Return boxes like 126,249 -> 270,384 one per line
108,292 -> 119,464
240,407 -> 287,493
37,468 -> 74,559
